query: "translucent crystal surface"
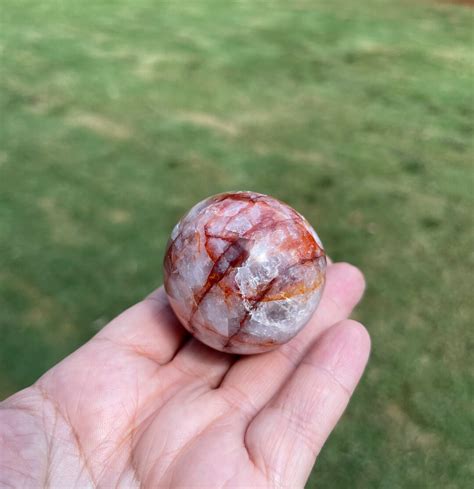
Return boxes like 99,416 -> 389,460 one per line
164,191 -> 326,354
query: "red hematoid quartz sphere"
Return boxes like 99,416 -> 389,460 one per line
163,191 -> 327,354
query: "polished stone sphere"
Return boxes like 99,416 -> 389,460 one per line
163,191 -> 326,354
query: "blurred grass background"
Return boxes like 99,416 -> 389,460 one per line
1,0 -> 473,487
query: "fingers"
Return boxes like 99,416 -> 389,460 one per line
168,261 -> 363,393
246,320 -> 371,488
216,262 -> 365,418
95,287 -> 187,365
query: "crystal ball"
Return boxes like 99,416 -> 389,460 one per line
163,191 -> 327,354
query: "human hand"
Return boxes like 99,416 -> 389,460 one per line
1,261 -> 370,488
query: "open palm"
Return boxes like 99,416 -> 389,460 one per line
1,262 -> 370,488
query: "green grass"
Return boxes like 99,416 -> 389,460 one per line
1,0 -> 473,487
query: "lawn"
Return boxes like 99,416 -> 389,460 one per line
0,0 -> 473,487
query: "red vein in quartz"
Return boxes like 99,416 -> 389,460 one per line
203,201 -> 254,261
223,249 -> 325,349
165,197 -> 250,278
193,210 -> 323,318
192,237 -> 250,314
193,197 -> 282,307
194,211 -> 295,314
212,192 -> 267,204
223,276 -> 278,347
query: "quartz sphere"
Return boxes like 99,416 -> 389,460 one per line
163,191 -> 326,354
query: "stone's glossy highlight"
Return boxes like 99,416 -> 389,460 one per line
163,191 -> 327,354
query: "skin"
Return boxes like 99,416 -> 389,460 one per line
0,261 -> 370,488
